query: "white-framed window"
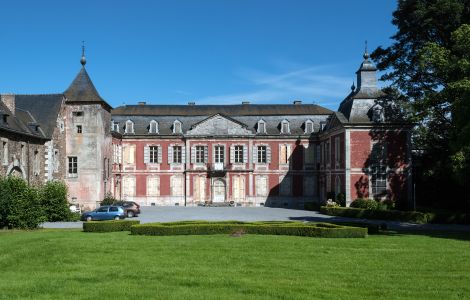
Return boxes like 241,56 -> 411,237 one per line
280,120 -> 290,134
147,176 -> 160,196
170,175 -> 184,196
125,120 -> 134,134
257,146 -> 267,163
194,145 -> 207,164
305,120 -> 314,134
279,144 -> 291,165
144,145 -> 162,164
123,144 -> 136,164
68,156 -> 77,177
113,144 -> 122,164
173,120 -> 182,134
370,142 -> 388,199
193,176 -> 206,201
257,119 -> 266,134
256,175 -> 268,196
214,145 -> 224,163
149,120 -> 158,134
173,145 -> 182,163
122,176 -> 136,197
111,120 -> 119,132
232,175 -> 245,201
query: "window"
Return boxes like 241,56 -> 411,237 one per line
257,120 -> 266,134
170,175 -> 184,196
33,150 -> 40,175
234,146 -> 244,163
257,146 -> 267,163
53,150 -> 59,172
335,136 -> 340,165
280,175 -> 292,196
173,120 -> 182,134
2,141 -> 8,165
97,207 -> 108,213
304,145 -> 315,165
193,176 -> 206,201
214,146 -> 224,163
76,125 -> 82,134
21,144 -> 26,166
122,176 -> 136,197
232,176 -> 245,201
72,111 -> 83,117
370,143 -> 387,199
149,120 -> 158,134
196,146 -> 205,163
125,120 -> 134,134
335,176 -> 342,196
109,207 -> 118,212
111,121 -> 119,132
123,145 -> 135,164
305,120 -> 314,134
320,122 -> 326,131
113,144 -> 122,164
147,176 -> 160,196
173,146 -> 182,163
256,176 -> 268,196
68,156 -> 77,176
281,120 -> 290,134
303,176 -> 316,196
280,144 -> 291,165
149,146 -> 158,163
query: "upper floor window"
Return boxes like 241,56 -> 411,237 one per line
76,125 -> 82,134
195,146 -> 206,164
305,120 -> 314,134
72,111 -> 83,117
111,120 -> 119,132
125,120 -> 134,134
68,156 -> 77,177
149,146 -> 159,163
234,145 -> 244,163
173,145 -> 182,163
320,122 -> 326,131
257,146 -> 267,163
257,120 -> 266,134
149,120 -> 158,134
214,145 -> 224,163
173,120 -> 182,134
281,120 -> 290,134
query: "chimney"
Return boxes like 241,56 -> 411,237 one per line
138,101 -> 146,105
1,94 -> 15,114
242,101 -> 250,105
188,102 -> 195,106
293,100 -> 302,105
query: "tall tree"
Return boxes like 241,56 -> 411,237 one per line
372,0 -> 470,208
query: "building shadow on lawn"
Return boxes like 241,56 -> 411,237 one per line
288,216 -> 470,242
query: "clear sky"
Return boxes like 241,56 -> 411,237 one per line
0,0 -> 397,110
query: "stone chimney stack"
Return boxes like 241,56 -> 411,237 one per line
1,94 -> 15,114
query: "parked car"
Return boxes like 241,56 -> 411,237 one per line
114,201 -> 141,218
80,206 -> 126,221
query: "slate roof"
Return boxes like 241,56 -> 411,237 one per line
15,94 -> 63,138
112,104 -> 333,116
0,100 -> 47,139
64,67 -> 111,110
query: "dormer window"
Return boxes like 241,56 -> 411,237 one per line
320,122 -> 326,131
111,120 -> 119,132
149,120 -> 158,134
173,120 -> 182,134
305,120 -> 314,134
280,120 -> 290,134
125,120 -> 134,134
257,120 -> 266,134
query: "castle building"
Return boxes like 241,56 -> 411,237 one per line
0,49 -> 412,210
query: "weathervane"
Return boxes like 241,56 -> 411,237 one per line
80,40 -> 87,66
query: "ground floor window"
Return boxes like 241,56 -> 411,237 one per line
193,176 -> 206,201
122,176 -> 136,197
256,175 -> 268,196
232,176 -> 245,201
171,175 -> 184,197
147,176 -> 160,196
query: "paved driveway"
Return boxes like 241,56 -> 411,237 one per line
42,206 -> 470,232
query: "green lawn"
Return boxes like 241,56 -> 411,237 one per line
0,230 -> 469,299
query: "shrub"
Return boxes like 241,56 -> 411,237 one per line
130,221 -> 367,238
0,176 -> 46,229
304,202 -> 321,211
101,192 -> 117,206
83,220 -> 140,232
39,181 -> 70,222
320,206 -> 431,224
350,198 -> 379,210
336,193 -> 346,207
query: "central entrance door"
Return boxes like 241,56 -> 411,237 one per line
213,179 -> 226,202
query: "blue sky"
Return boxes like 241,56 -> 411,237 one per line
0,0 -> 397,110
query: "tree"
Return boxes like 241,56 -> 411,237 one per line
372,0 -> 470,209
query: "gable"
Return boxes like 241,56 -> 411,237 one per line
186,114 -> 254,136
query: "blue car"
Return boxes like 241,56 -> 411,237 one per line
81,206 -> 126,221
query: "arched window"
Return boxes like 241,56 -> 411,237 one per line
125,120 -> 134,134
280,119 -> 290,134
173,120 -> 182,134
149,120 -> 158,134
304,120 -> 314,134
257,119 -> 266,134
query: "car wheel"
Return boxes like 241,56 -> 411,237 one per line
127,211 -> 134,218
86,216 -> 92,222
114,216 -> 120,221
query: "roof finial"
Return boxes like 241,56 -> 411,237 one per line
363,40 -> 370,60
351,80 -> 356,91
80,41 -> 87,66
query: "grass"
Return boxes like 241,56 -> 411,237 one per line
0,229 -> 469,299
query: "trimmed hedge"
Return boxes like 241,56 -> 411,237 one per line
130,221 -> 367,238
320,206 -> 430,224
329,222 -> 381,234
83,220 -> 140,232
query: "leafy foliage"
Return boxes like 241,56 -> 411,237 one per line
320,206 -> 431,224
350,198 -> 379,210
39,181 -> 70,222
0,176 -> 46,229
371,0 -> 470,208
101,192 -> 117,206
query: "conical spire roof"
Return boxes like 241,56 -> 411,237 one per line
64,67 -> 111,110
